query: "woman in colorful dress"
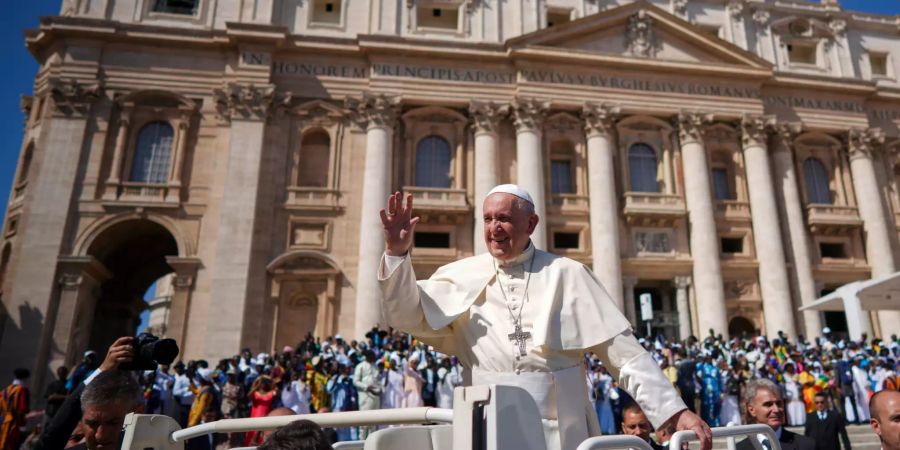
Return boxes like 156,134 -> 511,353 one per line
696,354 -> 721,426
243,375 -> 278,446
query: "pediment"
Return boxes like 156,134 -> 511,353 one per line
507,0 -> 771,71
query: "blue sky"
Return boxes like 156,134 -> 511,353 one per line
0,0 -> 897,224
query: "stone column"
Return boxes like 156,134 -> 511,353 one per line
103,104 -> 131,199
49,257 -> 110,369
166,113 -> 191,202
582,103 -> 624,311
771,124 -> 825,338
847,128 -> 900,336
208,83 -> 275,354
0,79 -> 101,390
470,101 -> 508,254
163,256 -> 201,346
623,276 -> 638,326
677,112 -> 728,337
349,94 -> 400,338
674,276 -> 692,340
741,115 -> 797,339
512,99 -> 550,249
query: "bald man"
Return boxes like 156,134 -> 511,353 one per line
869,390 -> 900,450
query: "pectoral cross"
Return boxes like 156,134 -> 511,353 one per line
507,322 -> 532,357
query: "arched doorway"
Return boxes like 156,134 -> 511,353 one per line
84,219 -> 178,353
728,316 -> 757,338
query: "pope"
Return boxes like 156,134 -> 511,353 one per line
378,184 -> 712,450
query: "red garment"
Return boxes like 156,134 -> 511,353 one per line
0,383 -> 29,450
243,390 -> 276,446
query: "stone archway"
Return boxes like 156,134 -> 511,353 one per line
728,316 -> 757,338
50,219 -> 198,368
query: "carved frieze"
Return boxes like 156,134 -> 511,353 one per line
582,102 -> 620,137
511,98 -> 550,133
344,93 -> 401,130
49,79 -> 102,117
469,101 -> 509,135
626,11 -> 659,58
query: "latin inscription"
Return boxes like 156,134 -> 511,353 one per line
371,63 -> 515,84
765,96 -> 865,114
519,69 -> 760,99
273,61 -> 368,78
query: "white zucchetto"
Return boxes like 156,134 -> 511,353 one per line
486,184 -> 534,205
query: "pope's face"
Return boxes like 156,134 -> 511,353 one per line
482,193 -> 538,261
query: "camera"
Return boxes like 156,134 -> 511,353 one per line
119,332 -> 180,371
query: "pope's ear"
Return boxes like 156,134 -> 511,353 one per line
527,214 -> 539,234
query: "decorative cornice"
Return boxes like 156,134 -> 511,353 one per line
676,111 -> 714,144
582,102 -> 620,137
469,101 -> 509,135
511,98 -> 550,133
740,114 -> 775,148
49,79 -> 102,117
213,83 -> 278,121
847,127 -> 884,160
344,93 -> 401,130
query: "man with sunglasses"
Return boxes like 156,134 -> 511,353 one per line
804,392 -> 851,450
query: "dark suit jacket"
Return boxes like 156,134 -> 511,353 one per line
35,383 -> 86,450
736,429 -> 817,450
804,410 -> 852,450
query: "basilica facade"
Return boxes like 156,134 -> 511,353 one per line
2,0 -> 900,388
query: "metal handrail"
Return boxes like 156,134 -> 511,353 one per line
332,441 -> 365,449
670,424 -> 779,450
169,407 -> 454,443
576,434 -> 657,450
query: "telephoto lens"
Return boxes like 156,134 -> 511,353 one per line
119,332 -> 179,371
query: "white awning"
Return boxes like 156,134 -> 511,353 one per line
800,271 -> 900,312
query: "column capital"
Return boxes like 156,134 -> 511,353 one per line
512,98 -> 550,133
469,101 -> 509,135
727,0 -> 745,17
676,111 -> 714,144
581,102 -> 620,137
345,93 -> 401,131
214,82 -> 280,122
772,121 -> 803,150
623,275 -> 639,288
674,275 -> 692,289
49,79 -> 102,117
740,114 -> 775,148
846,127 -> 885,160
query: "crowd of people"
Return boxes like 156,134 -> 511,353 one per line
1,326 -> 899,450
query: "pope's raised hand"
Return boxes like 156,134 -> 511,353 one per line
380,192 -> 420,256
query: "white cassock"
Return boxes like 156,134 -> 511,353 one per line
379,243 -> 686,450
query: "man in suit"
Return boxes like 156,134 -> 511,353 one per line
804,392 -> 851,450
869,390 -> 900,450
737,379 -> 815,450
621,402 -> 667,450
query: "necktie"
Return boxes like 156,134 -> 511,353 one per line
761,438 -> 772,450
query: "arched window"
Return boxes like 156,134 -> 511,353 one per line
130,122 -> 174,184
628,143 -> 659,192
298,130 -> 331,188
803,158 -> 832,204
415,136 -> 452,188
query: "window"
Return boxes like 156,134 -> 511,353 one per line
553,232 -> 579,249
698,24 -> 721,38
721,237 -> 743,254
311,0 -> 341,24
298,130 -> 331,188
803,158 -> 832,204
788,42 -> 818,65
819,242 -> 847,259
415,136 -> 452,188
415,232 -> 450,248
130,122 -> 174,184
17,144 -> 33,185
547,9 -> 571,28
550,160 -> 573,194
628,143 -> 659,192
870,53 -> 889,77
712,168 -> 732,200
152,0 -> 199,15
417,5 -> 459,30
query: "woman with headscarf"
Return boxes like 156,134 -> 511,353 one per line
381,357 -> 405,409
